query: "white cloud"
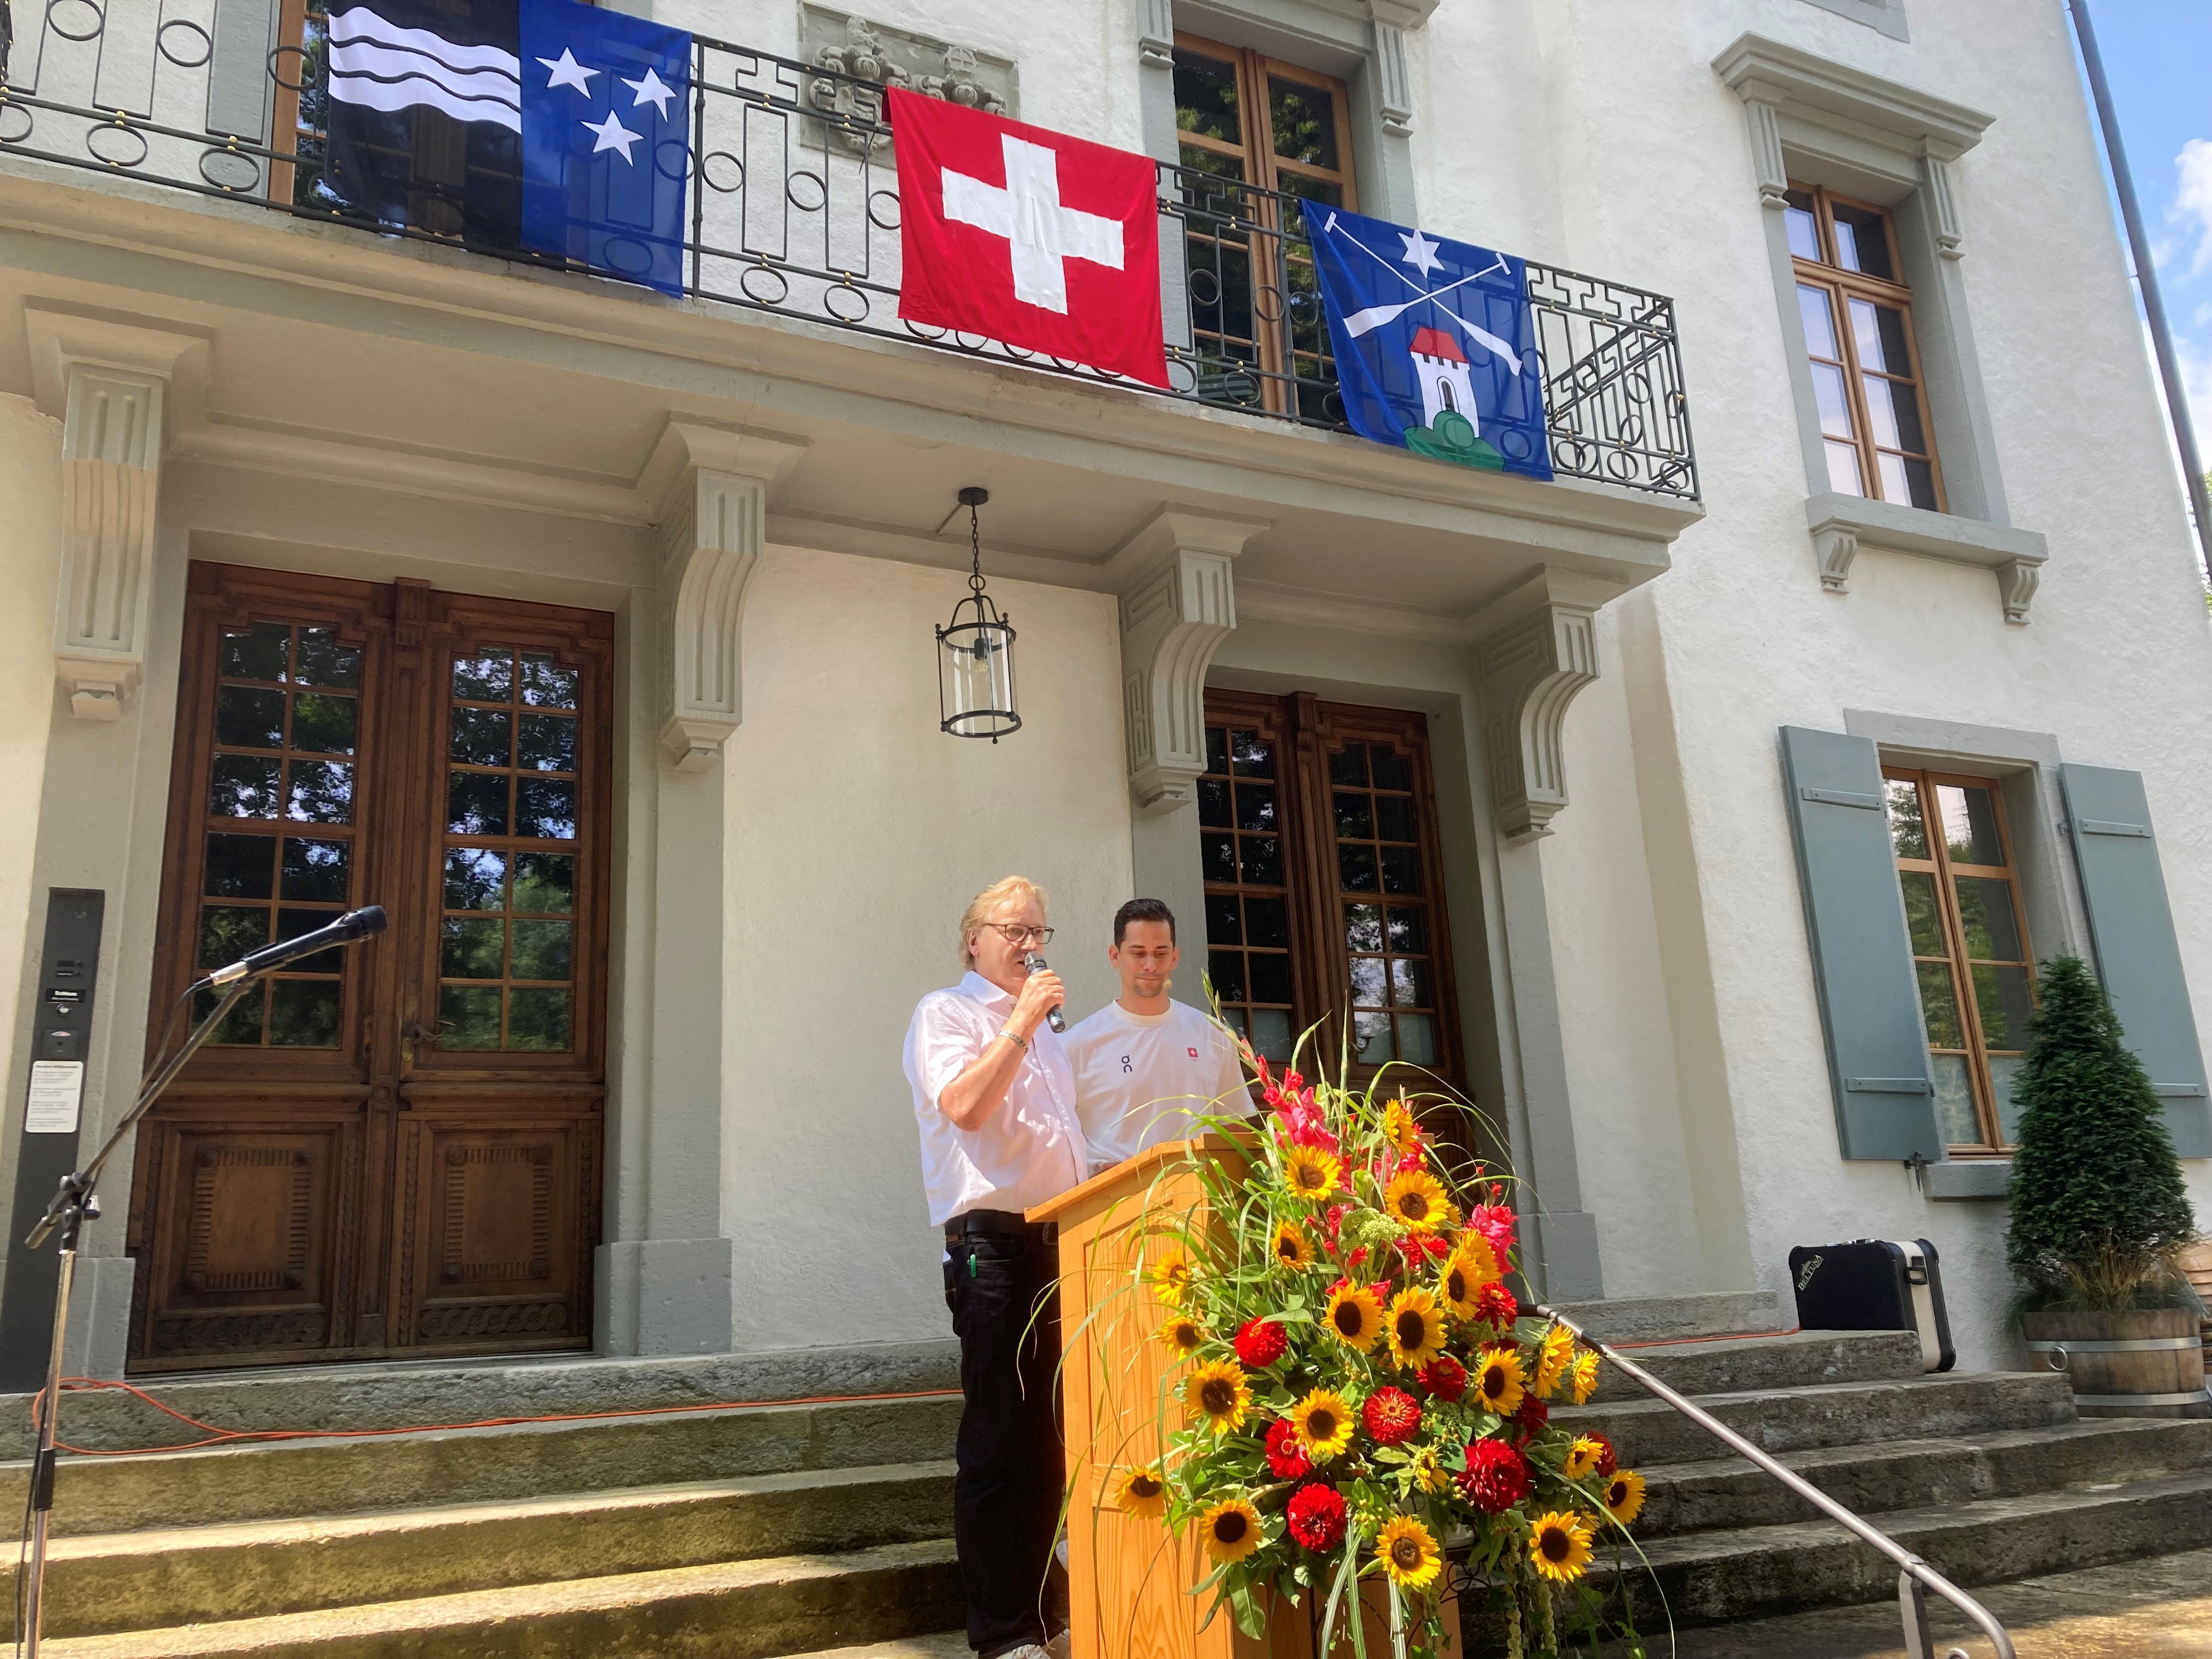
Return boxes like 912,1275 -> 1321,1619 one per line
2176,137 -> 2212,277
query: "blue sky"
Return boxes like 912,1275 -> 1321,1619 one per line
2078,2 -> 2212,477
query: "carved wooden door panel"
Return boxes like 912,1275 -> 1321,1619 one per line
125,563 -> 609,1373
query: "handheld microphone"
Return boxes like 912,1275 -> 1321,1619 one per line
207,905 -> 387,986
1022,951 -> 1066,1035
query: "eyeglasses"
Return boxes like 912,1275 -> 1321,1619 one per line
981,923 -> 1055,946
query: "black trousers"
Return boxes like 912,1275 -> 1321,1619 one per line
943,1225 -> 1064,1657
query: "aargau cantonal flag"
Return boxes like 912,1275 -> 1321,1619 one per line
888,88 -> 1167,388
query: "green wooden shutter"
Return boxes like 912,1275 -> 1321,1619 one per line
2059,764 -> 2211,1157
1780,726 -> 1943,1161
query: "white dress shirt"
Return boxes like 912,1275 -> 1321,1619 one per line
1066,998 -> 1252,1170
905,970 -> 1089,1228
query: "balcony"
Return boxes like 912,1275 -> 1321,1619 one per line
0,10 -> 1699,503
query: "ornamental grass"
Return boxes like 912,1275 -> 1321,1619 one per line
1118,1042 -> 1653,1658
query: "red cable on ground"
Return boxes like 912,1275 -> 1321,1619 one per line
27,1377 -> 963,1458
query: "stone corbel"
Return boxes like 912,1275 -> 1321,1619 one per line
1475,579 -> 1604,843
25,308 -> 205,721
1374,23 -> 1414,137
1814,519 -> 1859,592
1110,507 -> 1269,815
1137,0 -> 1173,70
640,420 -> 808,772
1745,99 -> 1790,210
1921,152 -> 1965,259
1997,558 -> 2038,625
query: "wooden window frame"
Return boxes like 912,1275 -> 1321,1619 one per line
1171,34 -> 1356,417
1885,766 -> 2036,1154
1199,690 -> 1464,1099
1787,182 -> 1948,514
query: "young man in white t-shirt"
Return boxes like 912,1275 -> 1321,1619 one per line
1066,899 -> 1253,1172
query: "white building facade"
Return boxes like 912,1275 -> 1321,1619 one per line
0,0 -> 2206,1386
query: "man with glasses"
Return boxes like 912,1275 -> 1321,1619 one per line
903,876 -> 1083,1659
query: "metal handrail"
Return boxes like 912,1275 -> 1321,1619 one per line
1539,1305 -> 2017,1659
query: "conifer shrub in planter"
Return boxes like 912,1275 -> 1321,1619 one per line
2006,957 -> 2206,1417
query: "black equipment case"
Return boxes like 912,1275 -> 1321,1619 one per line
1787,1238 -> 1955,1373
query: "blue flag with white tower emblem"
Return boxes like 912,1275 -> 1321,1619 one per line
1307,206 -> 1551,481
324,0 -> 689,295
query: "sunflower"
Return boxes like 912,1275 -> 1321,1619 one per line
1569,1348 -> 1601,1405
1201,1498 -> 1263,1562
1409,1446 -> 1449,1494
1288,1387 -> 1356,1460
1376,1514 -> 1443,1590
1323,1282 -> 1383,1353
1602,1469 -> 1647,1526
1563,1435 -> 1609,1481
1382,1169 -> 1450,1235
1474,1345 -> 1526,1418
1150,1249 -> 1193,1308
1159,1313 -> 1205,1358
1531,1322 -> 1576,1400
1384,1286 -> 1448,1370
1111,1465 -> 1167,1519
1381,1099 -> 1421,1155
1527,1510 -> 1595,1584
1184,1358 -> 1251,1436
1437,1237 -> 1499,1319
1272,1220 -> 1316,1269
1282,1143 -> 1342,1202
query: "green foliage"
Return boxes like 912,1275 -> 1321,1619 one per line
2004,956 -> 2198,1311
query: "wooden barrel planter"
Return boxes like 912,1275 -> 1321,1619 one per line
2023,1307 -> 2212,1418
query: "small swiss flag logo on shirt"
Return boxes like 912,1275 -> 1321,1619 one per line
1188,1047 -> 1199,1059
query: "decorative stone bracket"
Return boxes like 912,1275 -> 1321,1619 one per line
26,307 -> 205,721
1807,492 -> 2046,625
1477,597 -> 1600,843
641,421 -> 808,772
1112,507 -> 1268,815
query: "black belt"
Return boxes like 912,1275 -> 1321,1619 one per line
946,1209 -> 1056,1244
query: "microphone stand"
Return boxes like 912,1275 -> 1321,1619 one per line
16,973 -> 251,1658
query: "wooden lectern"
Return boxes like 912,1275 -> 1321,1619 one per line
1030,1137 -> 1460,1659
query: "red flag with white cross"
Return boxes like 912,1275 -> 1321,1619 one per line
889,88 -> 1168,388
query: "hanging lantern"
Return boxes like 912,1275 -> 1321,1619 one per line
936,486 -> 1020,741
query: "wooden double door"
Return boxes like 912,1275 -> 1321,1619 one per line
124,563 -> 611,1372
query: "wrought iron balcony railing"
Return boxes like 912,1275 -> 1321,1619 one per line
0,7 -> 1699,499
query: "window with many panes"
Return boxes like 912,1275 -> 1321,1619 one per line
1884,769 -> 2036,1151
1786,184 -> 1944,511
1198,691 -> 1459,1093
1171,36 -> 1355,418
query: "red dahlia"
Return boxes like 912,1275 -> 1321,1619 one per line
1472,1280 -> 1519,1330
1417,1355 -> 1468,1402
1362,1386 -> 1423,1447
1285,1481 -> 1348,1550
1265,1415 -> 1313,1479
1459,1437 -> 1532,1514
1513,1393 -> 1550,1437
1233,1318 -> 1288,1369
1585,1431 -> 1618,1479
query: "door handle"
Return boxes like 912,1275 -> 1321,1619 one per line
401,1019 -> 441,1069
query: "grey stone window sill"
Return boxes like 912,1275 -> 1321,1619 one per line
1806,493 -> 2049,624
1927,1159 -> 2010,1200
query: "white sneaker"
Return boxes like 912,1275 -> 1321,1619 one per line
992,1647 -> 1051,1659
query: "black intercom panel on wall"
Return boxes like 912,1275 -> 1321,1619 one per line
0,889 -> 107,1392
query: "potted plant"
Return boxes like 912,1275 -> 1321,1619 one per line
2007,957 -> 2206,1417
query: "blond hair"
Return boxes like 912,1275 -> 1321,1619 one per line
960,876 -> 1048,968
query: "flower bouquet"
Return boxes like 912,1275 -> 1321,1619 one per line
1118,1053 -> 1645,1658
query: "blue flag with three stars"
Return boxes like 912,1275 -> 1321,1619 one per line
1307,206 -> 1551,481
323,0 -> 690,295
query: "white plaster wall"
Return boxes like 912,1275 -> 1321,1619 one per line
0,396 -> 61,1125
720,543 -> 1133,1351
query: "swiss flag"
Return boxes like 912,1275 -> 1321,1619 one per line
889,88 -> 1167,388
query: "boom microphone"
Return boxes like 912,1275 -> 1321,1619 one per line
1022,951 -> 1066,1035
206,905 -> 387,986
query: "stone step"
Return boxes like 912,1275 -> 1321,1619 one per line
1558,1369 -> 2075,1469
28,1537 -> 965,1658
4,1460 -> 956,1640
0,1341 -> 961,1458
1582,1329 -> 1923,1403
1632,1417 -> 2212,1538
1611,1470 -> 2212,1628
1549,1291 -> 1782,1345
0,1395 -> 963,1537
